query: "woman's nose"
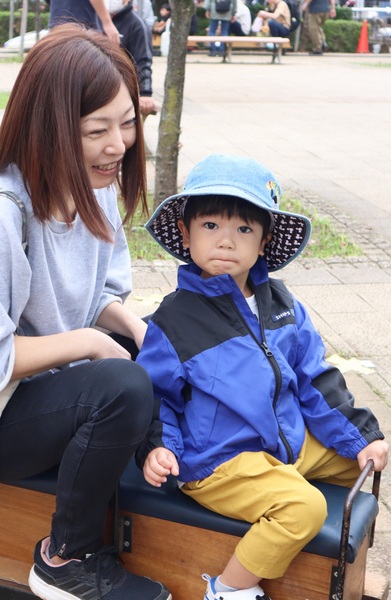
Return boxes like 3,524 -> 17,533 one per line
106,129 -> 126,155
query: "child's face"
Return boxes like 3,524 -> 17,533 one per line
178,213 -> 269,295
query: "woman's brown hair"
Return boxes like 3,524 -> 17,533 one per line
0,23 -> 147,240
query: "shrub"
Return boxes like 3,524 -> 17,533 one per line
0,11 -> 49,47
195,6 -> 209,36
335,6 -> 353,20
323,19 -> 363,52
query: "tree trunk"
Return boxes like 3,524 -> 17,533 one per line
153,0 -> 194,210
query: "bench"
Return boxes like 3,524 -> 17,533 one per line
0,459 -> 388,600
187,35 -> 291,63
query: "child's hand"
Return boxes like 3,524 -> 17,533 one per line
357,439 -> 389,472
143,447 -> 180,487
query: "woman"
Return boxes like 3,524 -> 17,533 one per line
0,24 -> 171,600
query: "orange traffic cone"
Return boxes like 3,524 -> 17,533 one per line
356,19 -> 369,53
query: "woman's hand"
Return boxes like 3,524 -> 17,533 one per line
96,302 -> 148,349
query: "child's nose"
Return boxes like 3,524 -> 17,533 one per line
218,232 -> 235,248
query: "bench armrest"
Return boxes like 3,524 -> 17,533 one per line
336,459 -> 381,598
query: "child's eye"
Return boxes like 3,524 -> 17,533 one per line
238,225 -> 252,233
204,222 -> 217,230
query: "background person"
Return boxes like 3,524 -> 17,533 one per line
152,3 -> 172,34
204,0 -> 238,57
301,0 -> 336,54
133,0 -> 156,30
257,0 -> 291,37
107,0 -> 158,116
48,0 -> 121,43
229,0 -> 251,35
0,23 -> 171,600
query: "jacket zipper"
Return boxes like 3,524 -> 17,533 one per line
229,293 -> 294,464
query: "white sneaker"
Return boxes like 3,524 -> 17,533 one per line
202,574 -> 272,600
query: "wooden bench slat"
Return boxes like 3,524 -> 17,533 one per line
187,35 -> 291,63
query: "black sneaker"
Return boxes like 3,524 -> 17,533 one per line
29,537 -> 172,600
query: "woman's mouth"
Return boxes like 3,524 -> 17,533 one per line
93,161 -> 120,175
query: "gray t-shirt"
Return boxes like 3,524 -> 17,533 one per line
0,164 -> 132,414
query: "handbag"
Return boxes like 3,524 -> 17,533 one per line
215,0 -> 231,13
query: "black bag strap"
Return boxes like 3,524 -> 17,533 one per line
0,189 -> 28,255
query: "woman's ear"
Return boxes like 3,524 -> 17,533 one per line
178,219 -> 190,249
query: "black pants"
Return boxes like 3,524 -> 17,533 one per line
0,355 -> 153,559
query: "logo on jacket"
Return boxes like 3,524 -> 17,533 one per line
271,308 -> 295,323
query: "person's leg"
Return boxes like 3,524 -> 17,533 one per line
182,451 -> 327,582
0,358 -> 153,557
267,20 -> 290,37
298,10 -> 310,51
229,21 -> 245,36
208,18 -> 218,55
319,12 -> 328,48
307,12 -> 324,53
218,19 -> 230,55
1,359 -> 171,599
296,430 -> 361,486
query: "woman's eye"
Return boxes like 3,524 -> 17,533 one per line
86,129 -> 106,137
123,118 -> 137,128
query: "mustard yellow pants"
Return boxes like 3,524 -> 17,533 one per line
181,431 -> 361,579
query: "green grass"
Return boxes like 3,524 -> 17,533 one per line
0,91 -> 10,109
281,197 -> 362,259
0,56 -> 24,63
125,194 -> 362,261
358,61 -> 391,68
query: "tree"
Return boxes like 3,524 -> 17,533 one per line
153,0 -> 195,210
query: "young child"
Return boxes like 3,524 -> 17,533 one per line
152,3 -> 172,34
136,154 -> 389,600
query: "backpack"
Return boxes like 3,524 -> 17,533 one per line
0,190 -> 29,255
215,0 -> 231,13
285,0 -> 301,32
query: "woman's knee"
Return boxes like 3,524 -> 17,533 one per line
84,359 -> 154,435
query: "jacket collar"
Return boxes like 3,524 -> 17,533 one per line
177,256 -> 269,297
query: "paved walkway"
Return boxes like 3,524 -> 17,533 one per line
1,50 -> 391,594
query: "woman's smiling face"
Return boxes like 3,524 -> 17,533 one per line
80,82 -> 136,189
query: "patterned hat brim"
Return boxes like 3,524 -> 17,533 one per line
146,193 -> 312,272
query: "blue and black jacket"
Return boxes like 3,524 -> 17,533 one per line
136,258 -> 383,482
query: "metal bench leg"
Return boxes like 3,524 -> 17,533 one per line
222,44 -> 232,63
271,43 -> 283,64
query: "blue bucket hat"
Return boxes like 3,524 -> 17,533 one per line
146,155 -> 312,272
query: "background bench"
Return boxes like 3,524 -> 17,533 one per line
187,35 -> 291,63
0,459 -> 388,600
